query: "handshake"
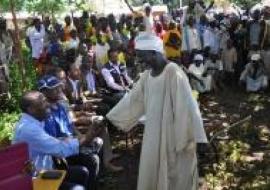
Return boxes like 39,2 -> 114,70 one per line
78,116 -> 108,146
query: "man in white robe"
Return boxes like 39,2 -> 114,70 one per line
240,53 -> 268,92
28,18 -> 45,60
182,16 -> 202,53
106,33 -> 208,190
188,54 -> 214,93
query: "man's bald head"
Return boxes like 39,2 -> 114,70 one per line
20,91 -> 42,112
20,91 -> 49,121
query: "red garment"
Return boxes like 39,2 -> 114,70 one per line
128,39 -> 135,52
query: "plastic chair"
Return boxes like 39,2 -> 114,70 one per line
0,143 -> 33,190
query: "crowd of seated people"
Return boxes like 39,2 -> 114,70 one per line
7,2 -> 270,189
12,13 -> 139,188
13,24 -> 136,189
13,60 -> 128,189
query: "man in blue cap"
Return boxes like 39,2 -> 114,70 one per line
38,75 -> 104,189
13,90 -> 104,190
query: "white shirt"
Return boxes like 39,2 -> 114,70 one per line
182,26 -> 202,52
101,62 -> 133,91
85,71 -> 96,93
68,78 -> 79,99
143,15 -> 154,33
0,41 -> 6,64
0,32 -> 13,64
203,27 -> 220,55
189,63 -> 213,92
28,25 -> 45,59
67,38 -> 80,49
188,63 -> 205,78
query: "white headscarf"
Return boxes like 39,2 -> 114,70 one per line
135,33 -> 164,54
194,54 -> 204,61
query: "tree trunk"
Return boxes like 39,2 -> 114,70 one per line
9,0 -> 25,90
123,0 -> 135,13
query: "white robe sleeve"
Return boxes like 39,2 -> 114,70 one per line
171,68 -> 208,152
106,72 -> 147,132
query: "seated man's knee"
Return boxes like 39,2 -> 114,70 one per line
66,165 -> 89,186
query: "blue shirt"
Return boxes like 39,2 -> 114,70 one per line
48,42 -> 61,57
249,22 -> 261,46
44,103 -> 74,138
196,23 -> 207,47
13,113 -> 79,170
85,70 -> 96,93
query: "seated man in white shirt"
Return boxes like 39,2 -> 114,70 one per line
188,54 -> 213,93
240,54 -> 268,92
101,48 -> 133,103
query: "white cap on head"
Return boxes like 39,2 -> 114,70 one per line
135,33 -> 164,54
194,54 -> 204,61
143,3 -> 151,9
251,53 -> 261,61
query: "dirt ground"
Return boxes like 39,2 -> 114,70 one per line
99,87 -> 270,190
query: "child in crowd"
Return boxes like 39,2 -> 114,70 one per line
206,53 -> 225,92
221,39 -> 237,86
95,33 -> 110,71
80,44 -> 98,95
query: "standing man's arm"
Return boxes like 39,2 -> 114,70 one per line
106,72 -> 147,131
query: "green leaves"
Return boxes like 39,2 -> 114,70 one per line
0,112 -> 19,146
0,0 -> 24,12
0,0 -> 67,15
0,44 -> 35,147
0,42 -> 36,112
25,0 -> 66,15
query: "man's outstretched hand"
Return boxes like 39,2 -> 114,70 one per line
79,116 -> 105,146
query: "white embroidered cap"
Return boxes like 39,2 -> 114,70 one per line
194,54 -> 204,61
251,53 -> 261,61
